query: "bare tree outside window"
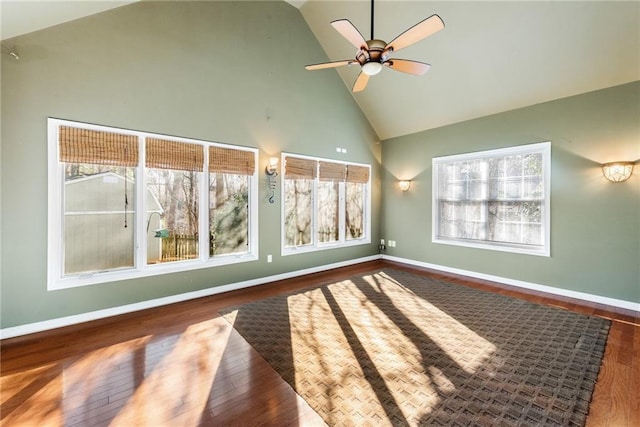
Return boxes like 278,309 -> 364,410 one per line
284,179 -> 313,246
209,173 -> 249,256
317,181 -> 339,243
345,182 -> 364,239
146,168 -> 200,262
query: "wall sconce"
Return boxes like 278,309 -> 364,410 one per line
399,180 -> 411,192
265,157 -> 279,203
602,161 -> 634,183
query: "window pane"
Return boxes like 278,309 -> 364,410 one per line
284,179 -> 313,247
438,201 -> 486,240
317,181 -> 339,243
209,173 -> 249,256
146,168 -> 200,263
346,182 -> 364,240
64,164 -> 135,274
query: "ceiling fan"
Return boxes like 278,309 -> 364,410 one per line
305,0 -> 445,92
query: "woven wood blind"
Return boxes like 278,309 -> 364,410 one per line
285,156 -> 317,179
146,138 -> 204,172
319,161 -> 346,182
346,165 -> 370,183
209,146 -> 255,175
59,126 -> 138,166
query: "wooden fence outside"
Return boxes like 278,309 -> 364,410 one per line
161,234 -> 199,261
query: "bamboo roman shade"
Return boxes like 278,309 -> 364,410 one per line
209,146 -> 255,175
319,161 -> 347,182
285,156 -> 318,179
146,138 -> 204,172
346,165 -> 370,183
59,126 -> 138,167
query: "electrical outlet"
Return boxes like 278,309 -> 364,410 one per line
389,240 -> 396,247
380,239 -> 385,245
267,254 -> 272,263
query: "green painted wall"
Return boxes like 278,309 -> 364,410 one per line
382,82 -> 640,304
0,1 -> 381,329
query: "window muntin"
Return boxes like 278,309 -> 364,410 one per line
282,154 -> 370,255
432,142 -> 550,256
48,119 -> 258,289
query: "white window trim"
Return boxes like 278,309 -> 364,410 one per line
48,118 -> 259,290
280,152 -> 371,256
431,142 -> 551,257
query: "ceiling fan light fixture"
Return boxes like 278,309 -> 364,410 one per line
362,61 -> 383,76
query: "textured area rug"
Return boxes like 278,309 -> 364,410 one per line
221,269 -> 609,426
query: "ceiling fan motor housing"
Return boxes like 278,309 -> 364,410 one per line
356,39 -> 388,66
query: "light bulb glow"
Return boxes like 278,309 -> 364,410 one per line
362,62 -> 383,76
399,180 -> 411,192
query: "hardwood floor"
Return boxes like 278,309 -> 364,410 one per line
1,260 -> 638,426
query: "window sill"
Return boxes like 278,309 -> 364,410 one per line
433,237 -> 549,257
48,253 -> 259,290
282,238 -> 371,257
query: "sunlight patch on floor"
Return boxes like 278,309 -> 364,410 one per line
370,272 -> 496,374
279,273 -> 498,425
109,318 -> 231,426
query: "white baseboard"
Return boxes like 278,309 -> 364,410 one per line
4,254 -> 636,340
383,255 -> 640,313
0,255 -> 381,340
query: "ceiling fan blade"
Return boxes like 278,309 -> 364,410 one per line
386,59 -> 431,75
305,60 -> 354,71
352,72 -> 370,92
331,19 -> 367,50
385,14 -> 444,54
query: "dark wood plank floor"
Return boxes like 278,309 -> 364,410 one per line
1,260 -> 638,426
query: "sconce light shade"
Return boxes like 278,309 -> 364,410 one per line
399,180 -> 411,192
602,162 -> 634,183
266,157 -> 279,175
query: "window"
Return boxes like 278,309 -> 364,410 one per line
48,119 -> 258,289
432,142 -> 550,256
282,154 -> 371,255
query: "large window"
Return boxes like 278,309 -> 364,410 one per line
48,119 -> 258,289
282,154 -> 371,255
432,142 -> 550,256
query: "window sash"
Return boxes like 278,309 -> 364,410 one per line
432,142 -> 550,256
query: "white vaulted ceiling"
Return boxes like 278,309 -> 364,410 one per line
2,0 -> 639,140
